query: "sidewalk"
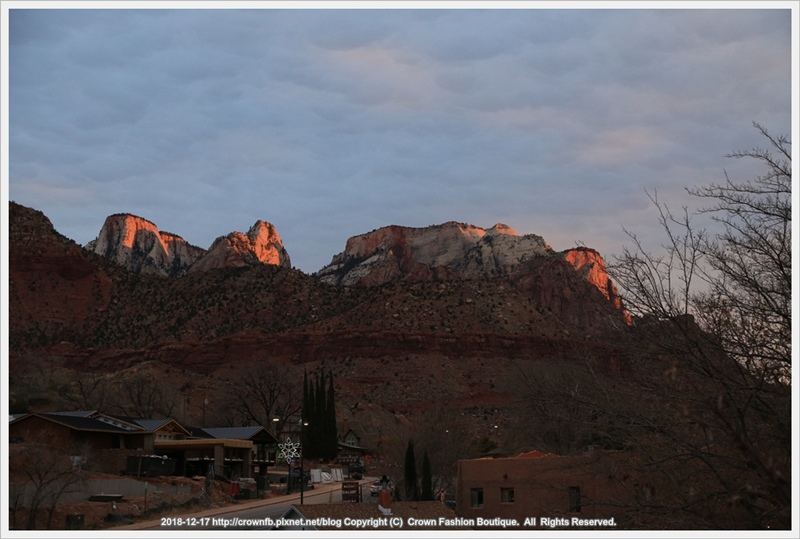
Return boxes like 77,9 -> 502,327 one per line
114,477 -> 374,530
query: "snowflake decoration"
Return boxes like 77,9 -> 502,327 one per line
278,437 -> 301,461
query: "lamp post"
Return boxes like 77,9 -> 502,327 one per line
300,420 -> 308,505
277,437 -> 301,496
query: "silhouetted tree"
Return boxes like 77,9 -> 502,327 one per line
233,362 -> 300,434
420,450 -> 434,501
302,367 -> 338,461
604,122 -> 792,529
403,439 -> 419,501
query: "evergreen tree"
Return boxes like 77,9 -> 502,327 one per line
314,370 -> 326,459
420,450 -> 434,501
299,367 -> 339,461
403,440 -> 419,501
301,371 -> 311,455
324,371 -> 338,460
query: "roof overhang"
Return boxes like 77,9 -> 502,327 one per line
155,439 -> 253,450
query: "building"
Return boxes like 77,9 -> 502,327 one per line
9,411 -> 278,480
456,449 -> 638,530
182,426 -> 278,478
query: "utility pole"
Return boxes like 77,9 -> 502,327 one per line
300,421 -> 309,504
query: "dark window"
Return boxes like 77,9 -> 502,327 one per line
470,488 -> 484,508
501,487 -> 515,503
569,486 -> 581,512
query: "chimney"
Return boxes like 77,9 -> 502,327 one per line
377,475 -> 392,515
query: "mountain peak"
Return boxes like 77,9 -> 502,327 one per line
85,213 -> 204,277
487,223 -> 518,236
86,214 -> 290,276
189,220 -> 291,273
317,221 -> 552,287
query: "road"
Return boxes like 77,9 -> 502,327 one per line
114,478 -> 374,531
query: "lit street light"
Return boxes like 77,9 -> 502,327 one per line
300,420 -> 309,505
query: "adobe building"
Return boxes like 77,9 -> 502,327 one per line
456,449 -> 638,530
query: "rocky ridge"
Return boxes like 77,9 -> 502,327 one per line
316,221 -> 554,286
85,214 -> 290,277
316,221 -> 630,328
8,200 -> 634,450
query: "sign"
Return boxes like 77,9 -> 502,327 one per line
341,481 -> 361,503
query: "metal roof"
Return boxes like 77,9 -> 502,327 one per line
131,418 -> 173,431
34,413 -> 134,433
48,410 -> 98,417
200,426 -> 267,440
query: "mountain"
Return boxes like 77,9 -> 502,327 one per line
86,214 -> 205,277
187,220 -> 291,274
8,200 -> 633,431
9,202 -> 786,530
316,221 -> 553,286
9,203 -> 630,353
8,203 -> 123,351
316,222 -> 630,330
85,214 -> 290,277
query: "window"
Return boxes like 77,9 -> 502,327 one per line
470,488 -> 484,508
568,486 -> 581,512
501,487 -> 515,503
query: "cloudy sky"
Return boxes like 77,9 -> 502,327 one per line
4,3 -> 794,274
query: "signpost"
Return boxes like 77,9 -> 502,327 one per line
342,481 -> 362,503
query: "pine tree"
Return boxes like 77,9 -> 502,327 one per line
300,367 -> 339,461
301,371 -> 311,455
404,440 -> 419,501
420,450 -> 434,501
314,370 -> 326,459
324,371 -> 338,460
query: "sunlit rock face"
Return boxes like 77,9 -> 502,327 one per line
316,221 -> 554,286
86,214 -> 205,277
187,220 -> 291,273
563,247 -> 632,326
316,222 -> 631,329
86,215 -> 290,277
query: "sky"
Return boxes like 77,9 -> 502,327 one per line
3,2 -> 796,275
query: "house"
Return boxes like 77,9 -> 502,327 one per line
336,419 -> 369,472
341,428 -> 361,447
186,426 -> 279,479
8,411 -> 278,481
9,411 -> 138,451
273,501 -> 468,531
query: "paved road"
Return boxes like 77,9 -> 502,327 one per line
114,478 -> 374,531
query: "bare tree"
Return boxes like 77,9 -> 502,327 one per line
63,371 -> 109,411
110,371 -> 177,418
232,362 -> 302,434
13,435 -> 84,530
605,123 -> 792,529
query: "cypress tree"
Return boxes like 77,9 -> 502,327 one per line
421,450 -> 434,501
403,440 -> 419,501
301,371 -> 311,455
325,371 -> 338,460
304,371 -> 318,459
313,369 -> 326,459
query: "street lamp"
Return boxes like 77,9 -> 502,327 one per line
272,408 -> 283,436
277,436 -> 300,495
300,420 -> 309,505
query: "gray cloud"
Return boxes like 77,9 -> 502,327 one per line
6,6 -> 793,273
